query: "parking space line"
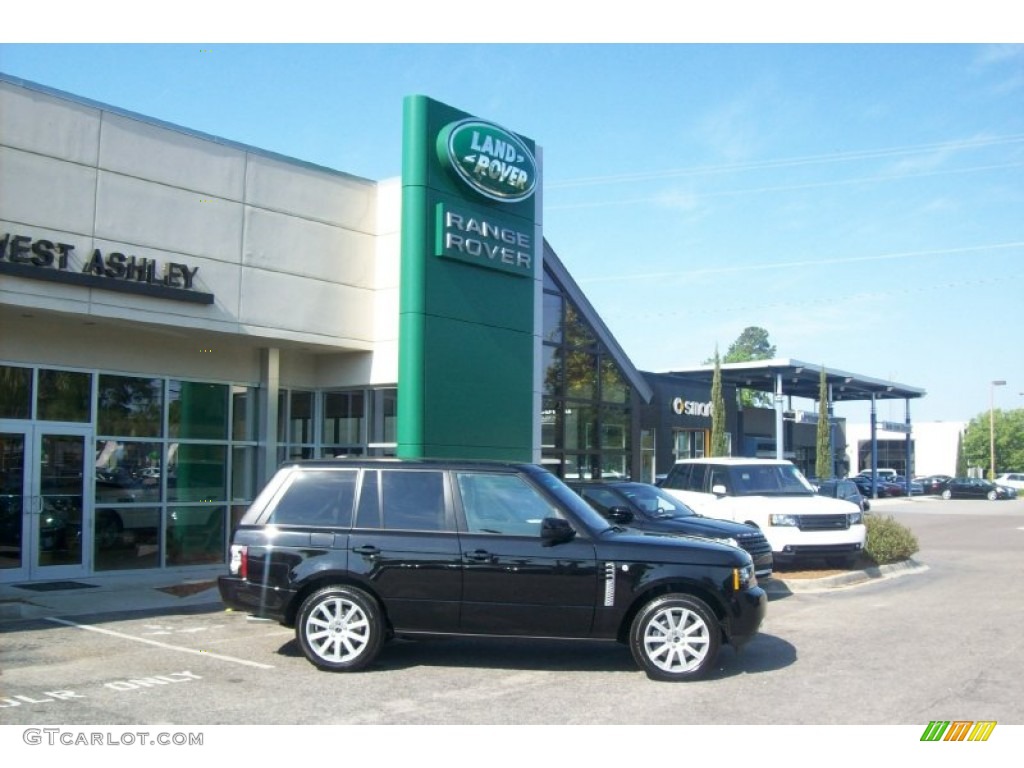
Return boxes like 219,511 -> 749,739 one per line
45,617 -> 275,669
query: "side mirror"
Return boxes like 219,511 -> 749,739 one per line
604,506 -> 634,524
711,484 -> 728,497
540,517 -> 576,546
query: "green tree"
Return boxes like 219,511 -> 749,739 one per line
815,367 -> 832,479
705,326 -> 777,408
961,408 -> 1024,476
709,347 -> 728,457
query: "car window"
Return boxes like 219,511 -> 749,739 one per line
266,469 -> 357,527
620,485 -> 696,517
456,472 -> 559,536
580,486 -> 627,515
353,469 -> 449,532
660,463 -> 689,491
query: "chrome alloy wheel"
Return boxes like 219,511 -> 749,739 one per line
304,596 -> 371,664
642,605 -> 712,673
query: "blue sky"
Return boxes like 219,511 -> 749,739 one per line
2,34 -> 1022,426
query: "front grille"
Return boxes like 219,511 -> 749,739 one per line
735,531 -> 772,557
797,514 -> 850,532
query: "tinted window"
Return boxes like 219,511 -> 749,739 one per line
457,472 -> 559,536
580,486 -> 627,515
379,470 -> 448,532
267,469 -> 357,527
661,464 -> 689,490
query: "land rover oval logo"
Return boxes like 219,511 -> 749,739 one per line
438,119 -> 537,203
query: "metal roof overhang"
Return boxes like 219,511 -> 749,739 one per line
659,358 -> 926,404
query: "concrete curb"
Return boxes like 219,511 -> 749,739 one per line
763,558 -> 928,595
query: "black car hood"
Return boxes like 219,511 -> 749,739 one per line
595,525 -> 749,567
635,514 -> 755,539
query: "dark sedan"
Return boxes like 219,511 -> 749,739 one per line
941,478 -> 1011,501
816,478 -> 870,512
851,474 -> 905,498
915,475 -> 953,495
567,480 -> 773,577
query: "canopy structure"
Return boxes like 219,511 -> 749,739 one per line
659,359 -> 927,489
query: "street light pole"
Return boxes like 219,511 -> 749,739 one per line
990,380 -> 1006,480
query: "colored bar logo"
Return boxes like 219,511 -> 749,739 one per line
920,721 -> 997,741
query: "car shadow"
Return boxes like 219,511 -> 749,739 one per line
274,632 -> 797,679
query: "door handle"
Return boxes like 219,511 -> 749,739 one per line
464,550 -> 493,562
352,545 -> 380,556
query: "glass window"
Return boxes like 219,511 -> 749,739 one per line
564,405 -> 597,451
564,305 -> 595,349
98,374 -> 163,437
168,381 -> 227,440
95,440 -> 162,503
232,385 -> 258,441
94,506 -> 161,571
323,391 -> 364,444
542,291 -> 563,344
166,506 -> 225,566
379,470 -> 447,531
600,357 -> 628,404
0,365 -> 32,419
168,443 -> 226,502
38,369 -> 91,422
456,472 -> 558,536
267,470 -> 357,527
231,446 -> 258,501
541,345 -> 562,398
564,350 -> 596,400
288,390 -> 314,444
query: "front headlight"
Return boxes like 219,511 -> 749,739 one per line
732,563 -> 756,590
770,513 -> 799,527
718,536 -> 739,548
848,510 -> 863,525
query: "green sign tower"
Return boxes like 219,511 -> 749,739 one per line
398,96 -> 542,461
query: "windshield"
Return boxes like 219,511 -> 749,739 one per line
617,484 -> 697,518
728,463 -> 815,496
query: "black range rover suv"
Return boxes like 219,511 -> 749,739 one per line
219,458 -> 767,681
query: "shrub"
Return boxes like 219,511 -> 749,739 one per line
864,514 -> 919,565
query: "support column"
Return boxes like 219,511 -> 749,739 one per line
774,373 -> 784,459
258,347 -> 280,489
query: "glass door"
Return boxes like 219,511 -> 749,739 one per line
0,424 -> 91,582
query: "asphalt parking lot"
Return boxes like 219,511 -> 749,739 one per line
1,497 -> 1022,731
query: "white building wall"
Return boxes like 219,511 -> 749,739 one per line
845,421 -> 965,477
0,77 -> 399,389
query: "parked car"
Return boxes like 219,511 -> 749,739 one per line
994,473 -> 1024,491
566,480 -> 773,577
815,478 -> 870,513
892,476 -> 924,496
941,477 -> 1011,501
219,458 -> 767,681
851,474 -> 905,498
915,475 -> 953,495
659,458 -> 866,568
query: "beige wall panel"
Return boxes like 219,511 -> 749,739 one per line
100,113 -> 247,200
238,268 -> 375,344
245,155 -> 377,231
0,82 -> 100,165
94,171 -> 244,262
0,148 -> 97,234
244,207 -> 375,287
0,309 -> 263,383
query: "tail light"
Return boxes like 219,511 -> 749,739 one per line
229,545 -> 248,579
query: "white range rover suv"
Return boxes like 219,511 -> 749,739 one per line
660,458 -> 866,567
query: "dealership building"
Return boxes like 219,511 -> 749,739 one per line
0,74 -> 927,584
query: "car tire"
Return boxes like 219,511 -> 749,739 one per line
629,594 -> 721,682
296,586 -> 384,672
941,489 -> 952,500
987,490 -> 997,501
